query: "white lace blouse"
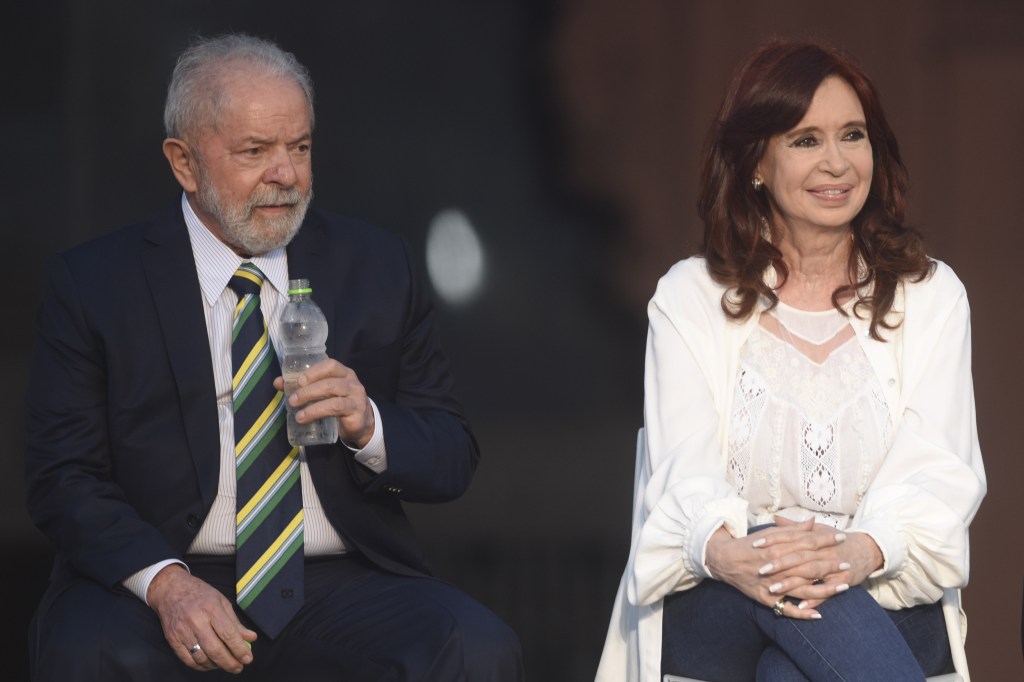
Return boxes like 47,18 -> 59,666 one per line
729,302 -> 893,529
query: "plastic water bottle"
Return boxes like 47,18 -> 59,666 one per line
279,278 -> 338,446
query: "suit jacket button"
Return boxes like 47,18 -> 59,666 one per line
186,514 -> 201,529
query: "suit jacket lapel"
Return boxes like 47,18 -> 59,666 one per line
286,211 -> 341,349
286,210 -> 430,577
141,209 -> 221,508
285,213 -> 372,545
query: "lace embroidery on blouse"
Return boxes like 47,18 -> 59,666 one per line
727,302 -> 894,529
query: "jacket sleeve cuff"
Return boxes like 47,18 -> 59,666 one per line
846,521 -> 905,579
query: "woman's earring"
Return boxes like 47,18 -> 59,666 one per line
752,177 -> 764,191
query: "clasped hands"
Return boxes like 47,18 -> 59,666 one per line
274,358 -> 375,449
705,516 -> 883,620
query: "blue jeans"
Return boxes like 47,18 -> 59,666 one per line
661,576 -> 953,681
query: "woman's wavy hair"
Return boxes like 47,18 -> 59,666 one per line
698,38 -> 932,340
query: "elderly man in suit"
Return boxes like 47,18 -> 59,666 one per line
25,33 -> 522,681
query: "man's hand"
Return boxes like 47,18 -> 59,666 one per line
146,564 -> 256,673
275,359 -> 375,448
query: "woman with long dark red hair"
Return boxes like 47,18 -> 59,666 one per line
598,39 -> 985,681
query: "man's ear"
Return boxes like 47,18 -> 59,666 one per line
162,138 -> 199,193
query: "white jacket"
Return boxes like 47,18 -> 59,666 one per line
596,257 -> 986,682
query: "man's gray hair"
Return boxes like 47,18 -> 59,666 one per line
163,33 -> 315,140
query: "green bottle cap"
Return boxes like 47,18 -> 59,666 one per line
287,278 -> 312,295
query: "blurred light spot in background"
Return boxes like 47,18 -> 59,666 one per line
426,208 -> 486,306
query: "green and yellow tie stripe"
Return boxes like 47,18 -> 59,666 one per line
228,263 -> 304,638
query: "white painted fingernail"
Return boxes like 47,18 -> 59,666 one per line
752,538 -> 766,548
811,613 -> 823,620
769,583 -> 782,594
836,583 -> 849,593
759,563 -> 773,575
834,533 -> 847,542
839,562 -> 851,571
798,600 -> 809,609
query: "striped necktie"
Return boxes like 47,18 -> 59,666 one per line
228,263 -> 304,638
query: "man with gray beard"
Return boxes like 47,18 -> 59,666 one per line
24,33 -> 522,681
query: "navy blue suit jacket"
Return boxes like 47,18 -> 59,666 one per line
25,205 -> 479,596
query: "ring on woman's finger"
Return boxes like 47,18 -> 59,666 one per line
189,643 -> 202,656
772,599 -> 786,616
812,577 -> 825,585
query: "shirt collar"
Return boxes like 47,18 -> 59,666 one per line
181,193 -> 289,304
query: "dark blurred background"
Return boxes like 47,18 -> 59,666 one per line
4,1 -> 1021,680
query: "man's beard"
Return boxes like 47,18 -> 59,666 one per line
194,165 -> 312,257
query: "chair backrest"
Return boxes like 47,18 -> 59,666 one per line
632,428 -> 970,682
